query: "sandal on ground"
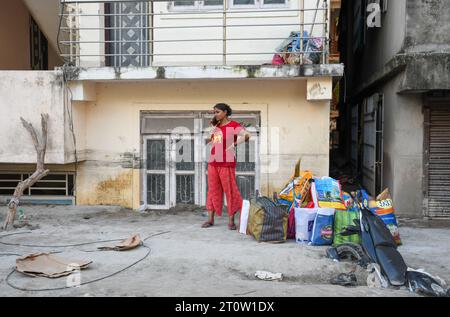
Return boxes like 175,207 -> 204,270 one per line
228,223 -> 237,230
201,221 -> 214,228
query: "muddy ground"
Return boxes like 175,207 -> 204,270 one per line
0,205 -> 449,297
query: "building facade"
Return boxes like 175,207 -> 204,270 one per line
0,0 -> 343,210
338,0 -> 450,218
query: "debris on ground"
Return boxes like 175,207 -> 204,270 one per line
235,159 -> 450,296
255,271 -> 283,281
16,253 -> 91,278
326,247 -> 340,262
12,221 -> 40,230
330,273 -> 358,287
97,234 -> 142,251
366,263 -> 388,288
406,268 -> 448,297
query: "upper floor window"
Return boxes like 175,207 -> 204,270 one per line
172,0 -> 223,9
231,0 -> 287,8
261,0 -> 287,6
170,0 -> 287,10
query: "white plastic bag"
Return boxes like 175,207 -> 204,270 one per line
239,200 -> 250,235
295,181 -> 325,244
295,208 -> 317,243
295,182 -> 318,243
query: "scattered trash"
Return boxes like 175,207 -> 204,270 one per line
330,273 -> 358,287
366,263 -> 388,289
406,268 -> 448,297
255,271 -> 283,281
273,31 -> 324,65
16,253 -> 92,278
236,159 -> 449,296
333,243 -> 371,267
325,247 -> 340,262
13,222 -> 40,230
18,209 -> 25,221
138,204 -> 147,212
98,234 -> 142,251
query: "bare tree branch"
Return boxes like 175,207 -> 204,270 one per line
3,114 -> 50,230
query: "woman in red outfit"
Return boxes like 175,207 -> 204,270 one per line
202,103 -> 251,230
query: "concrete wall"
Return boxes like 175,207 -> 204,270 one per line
0,0 -> 31,70
380,73 -> 424,217
356,0 -> 406,82
0,71 -> 69,164
405,0 -> 450,53
74,79 -> 330,209
341,0 -> 448,217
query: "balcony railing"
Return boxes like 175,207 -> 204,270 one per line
58,0 -> 330,67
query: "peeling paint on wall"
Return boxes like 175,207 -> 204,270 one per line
78,170 -> 134,209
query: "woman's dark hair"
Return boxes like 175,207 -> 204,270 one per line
214,103 -> 232,117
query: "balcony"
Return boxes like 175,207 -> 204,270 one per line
58,0 -> 343,80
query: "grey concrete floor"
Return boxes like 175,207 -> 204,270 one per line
0,205 -> 449,297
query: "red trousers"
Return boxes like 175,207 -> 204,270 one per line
206,165 -> 243,217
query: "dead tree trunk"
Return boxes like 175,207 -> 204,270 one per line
2,114 -> 50,231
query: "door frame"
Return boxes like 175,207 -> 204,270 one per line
169,133 -> 201,207
361,93 -> 384,196
143,135 -> 171,209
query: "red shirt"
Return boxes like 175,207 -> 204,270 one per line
208,120 -> 244,168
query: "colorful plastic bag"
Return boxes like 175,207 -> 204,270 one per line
287,204 -> 296,239
279,159 -> 313,203
313,177 -> 346,210
359,189 -> 402,245
294,182 -> 320,244
342,191 -> 360,212
332,210 -> 361,246
272,54 -> 284,65
310,208 -> 335,246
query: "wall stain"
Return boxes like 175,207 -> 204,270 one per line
82,170 -> 134,208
